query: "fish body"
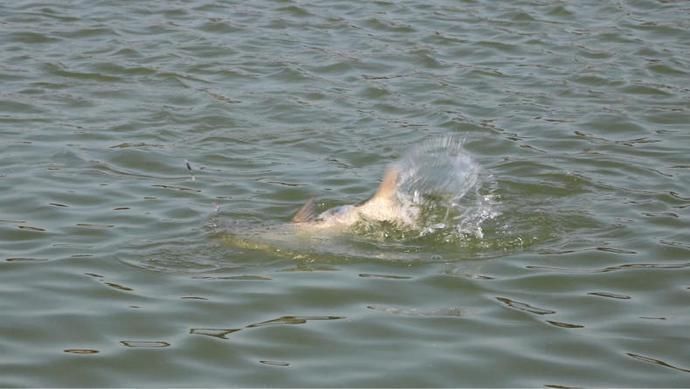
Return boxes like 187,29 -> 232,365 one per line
291,167 -> 418,230
215,136 -> 492,261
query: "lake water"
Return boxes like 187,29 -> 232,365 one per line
1,0 -> 689,387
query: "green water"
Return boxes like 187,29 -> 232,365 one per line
1,0 -> 689,387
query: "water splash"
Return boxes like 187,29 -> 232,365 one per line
353,136 -> 499,242
212,136 -> 505,261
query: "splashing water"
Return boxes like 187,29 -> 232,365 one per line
353,136 -> 499,242
209,136 -> 504,261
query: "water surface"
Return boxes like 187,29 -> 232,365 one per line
1,0 -> 689,387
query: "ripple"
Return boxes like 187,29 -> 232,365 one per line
103,282 -> 133,292
5,257 -> 48,262
587,291 -> 631,300
9,31 -> 60,44
151,184 -> 201,193
626,352 -> 690,374
660,239 -> 690,251
190,315 -> 345,340
596,246 -> 637,255
41,62 -> 123,82
17,225 -> 47,232
648,62 -> 688,76
191,275 -> 273,281
545,320 -> 584,329
120,341 -> 170,348
197,19 -> 244,34
367,305 -> 463,318
358,273 -> 412,280
189,328 -> 241,339
526,262 -> 690,274
259,360 -> 290,367
277,5 -> 313,18
600,262 -> 690,273
363,17 -> 415,33
639,316 -> 666,321
496,297 -> 556,315
246,315 -> 345,328
64,348 -> 99,355
75,223 -> 114,229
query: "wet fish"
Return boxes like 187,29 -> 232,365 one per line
291,166 -> 419,230
214,136 -> 494,261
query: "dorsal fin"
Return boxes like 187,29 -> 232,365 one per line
372,166 -> 399,202
292,198 -> 317,223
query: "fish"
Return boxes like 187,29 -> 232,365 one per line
213,136 -> 491,261
291,165 -> 419,231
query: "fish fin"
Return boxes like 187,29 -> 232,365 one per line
372,166 -> 399,202
292,198 -> 317,223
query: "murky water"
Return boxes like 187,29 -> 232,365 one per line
1,0 -> 689,386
